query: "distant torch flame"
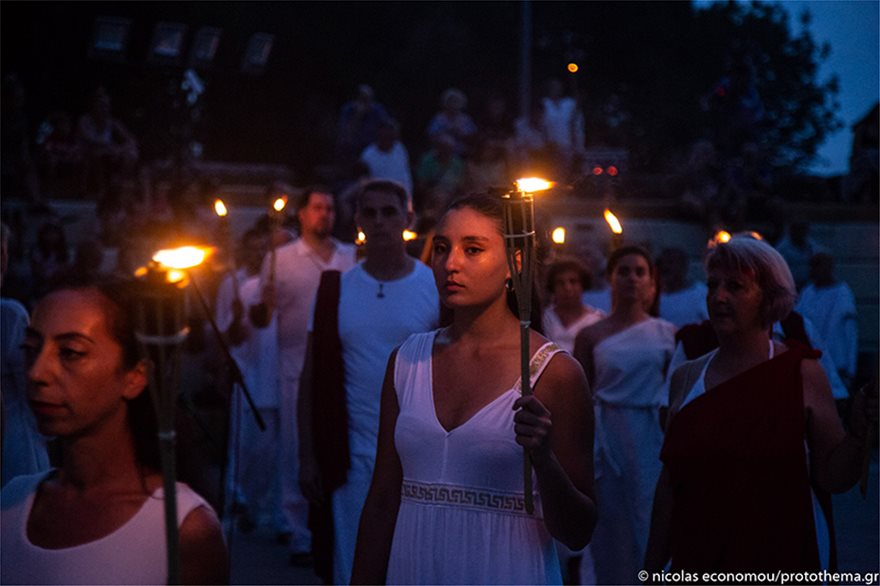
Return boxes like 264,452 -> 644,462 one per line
402,230 -> 418,241
551,227 -> 566,244
153,246 -> 210,270
714,230 -> 732,244
604,209 -> 623,235
356,231 -> 366,246
214,199 -> 228,217
273,196 -> 288,212
515,177 -> 554,193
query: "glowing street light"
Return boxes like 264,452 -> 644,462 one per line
567,62 -> 579,73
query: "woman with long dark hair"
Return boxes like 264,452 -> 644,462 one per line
351,193 -> 596,584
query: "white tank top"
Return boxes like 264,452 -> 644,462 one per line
1,471 -> 211,585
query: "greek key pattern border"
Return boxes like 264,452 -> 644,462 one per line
401,480 -> 532,517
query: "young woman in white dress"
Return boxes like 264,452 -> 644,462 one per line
351,193 -> 596,584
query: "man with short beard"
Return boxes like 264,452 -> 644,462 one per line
254,187 -> 357,565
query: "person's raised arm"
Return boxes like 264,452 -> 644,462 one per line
350,349 -> 404,584
249,255 -> 274,328
515,351 -> 596,550
803,359 -> 876,493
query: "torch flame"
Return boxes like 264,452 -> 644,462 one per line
746,230 -> 764,241
515,177 -> 554,193
604,209 -> 623,235
551,227 -> 566,244
356,231 -> 366,246
214,199 -> 228,217
402,230 -> 418,241
153,246 -> 210,270
273,195 -> 288,212
714,230 -> 732,244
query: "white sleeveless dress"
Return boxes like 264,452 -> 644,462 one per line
387,330 -> 564,585
1,471 -> 212,585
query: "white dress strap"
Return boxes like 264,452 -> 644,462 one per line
515,342 -> 564,394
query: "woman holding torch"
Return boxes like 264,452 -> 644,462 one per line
0,276 -> 227,585
351,193 -> 596,584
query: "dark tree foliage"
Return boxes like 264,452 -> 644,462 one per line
548,1 -> 840,173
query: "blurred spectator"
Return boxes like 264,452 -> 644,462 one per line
29,220 -> 70,300
724,141 -> 773,223
796,252 -> 858,387
512,101 -> 548,173
37,111 -> 84,198
656,247 -> 709,328
675,139 -> 725,226
77,87 -> 139,204
478,94 -> 514,147
541,78 -> 584,162
336,84 -> 390,162
1,74 -> 41,202
426,88 -> 478,157
415,133 -> 465,221
463,139 -> 510,193
1,223 -> 49,486
359,119 -> 413,198
578,242 -> 612,314
775,218 -> 828,290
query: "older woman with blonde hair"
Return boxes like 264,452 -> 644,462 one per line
645,236 -> 876,574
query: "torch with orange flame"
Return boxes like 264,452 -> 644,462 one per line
604,208 -> 623,251
501,177 -> 554,515
133,245 -> 213,585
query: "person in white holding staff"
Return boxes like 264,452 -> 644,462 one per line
351,192 -> 596,585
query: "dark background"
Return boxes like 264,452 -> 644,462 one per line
1,1 -> 839,182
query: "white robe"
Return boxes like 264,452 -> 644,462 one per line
587,318 -> 675,585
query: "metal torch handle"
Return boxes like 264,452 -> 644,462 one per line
520,320 -> 534,514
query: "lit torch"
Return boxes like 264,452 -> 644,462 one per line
214,198 -> 239,302
250,195 -> 288,328
133,245 -> 211,585
604,208 -> 623,252
501,177 -> 554,514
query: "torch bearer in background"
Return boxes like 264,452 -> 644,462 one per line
133,245 -> 209,585
604,208 -> 623,252
251,194 -> 288,328
214,198 -> 240,303
500,177 -> 553,514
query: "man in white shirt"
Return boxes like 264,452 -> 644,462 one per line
656,247 -> 709,328
253,187 -> 357,564
216,227 -> 282,532
299,179 -> 439,584
796,252 -> 858,387
360,119 -> 413,198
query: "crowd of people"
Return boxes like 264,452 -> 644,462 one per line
1,165 -> 876,584
0,78 -> 876,585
